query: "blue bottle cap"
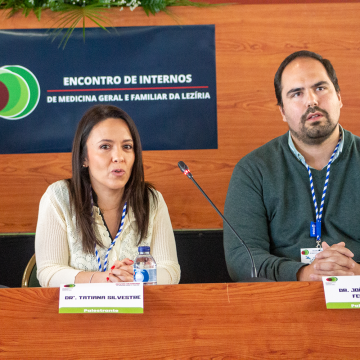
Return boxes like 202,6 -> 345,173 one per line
138,246 -> 150,253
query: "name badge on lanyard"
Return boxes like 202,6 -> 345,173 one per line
306,132 -> 342,248
301,248 -> 323,264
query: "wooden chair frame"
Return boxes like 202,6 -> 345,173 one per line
22,254 -> 36,287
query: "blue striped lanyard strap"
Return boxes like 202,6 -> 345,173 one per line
90,189 -> 127,272
306,132 -> 342,248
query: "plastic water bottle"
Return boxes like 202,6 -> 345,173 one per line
133,246 -> 157,285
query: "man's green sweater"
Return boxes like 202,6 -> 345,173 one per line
224,129 -> 360,281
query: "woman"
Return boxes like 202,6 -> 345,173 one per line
35,105 -> 180,286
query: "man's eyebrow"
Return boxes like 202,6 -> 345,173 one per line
286,87 -> 304,97
286,81 -> 331,97
313,81 -> 329,88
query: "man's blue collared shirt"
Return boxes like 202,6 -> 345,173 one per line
287,125 -> 344,169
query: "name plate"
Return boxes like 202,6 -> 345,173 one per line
59,283 -> 143,314
322,276 -> 360,309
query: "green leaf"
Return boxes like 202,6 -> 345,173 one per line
141,0 -> 166,15
1,0 -> 221,48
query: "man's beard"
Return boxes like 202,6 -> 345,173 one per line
288,106 -> 338,145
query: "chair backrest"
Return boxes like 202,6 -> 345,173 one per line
0,234 -> 35,287
175,230 -> 232,284
12,230 -> 231,287
22,254 -> 40,287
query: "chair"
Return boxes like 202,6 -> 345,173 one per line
0,233 -> 36,288
22,254 -> 40,287
175,230 -> 232,284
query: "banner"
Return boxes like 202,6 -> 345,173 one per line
0,25 -> 217,154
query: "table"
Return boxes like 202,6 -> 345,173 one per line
1,282 -> 359,359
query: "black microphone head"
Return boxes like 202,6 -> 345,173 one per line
178,161 -> 189,173
178,161 -> 192,178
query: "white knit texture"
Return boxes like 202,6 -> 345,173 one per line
35,180 -> 181,287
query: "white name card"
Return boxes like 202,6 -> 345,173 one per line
59,282 -> 143,314
322,276 -> 360,309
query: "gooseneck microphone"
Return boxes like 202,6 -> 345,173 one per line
178,161 -> 270,281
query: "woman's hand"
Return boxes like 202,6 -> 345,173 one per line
108,258 -> 134,283
75,271 -> 110,283
75,259 -> 134,283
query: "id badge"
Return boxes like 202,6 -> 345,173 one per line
300,248 -> 323,264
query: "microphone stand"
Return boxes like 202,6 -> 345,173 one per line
178,161 -> 273,282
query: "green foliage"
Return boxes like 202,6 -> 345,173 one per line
0,0 -> 217,47
48,5 -> 112,48
141,0 -> 166,15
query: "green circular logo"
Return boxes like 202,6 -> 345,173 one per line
0,65 -> 40,120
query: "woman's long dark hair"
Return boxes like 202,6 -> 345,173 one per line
67,105 -> 156,254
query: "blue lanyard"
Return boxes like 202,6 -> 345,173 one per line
306,133 -> 342,248
90,189 -> 127,272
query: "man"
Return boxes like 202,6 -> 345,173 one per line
224,50 -> 360,281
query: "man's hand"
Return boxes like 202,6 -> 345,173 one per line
297,241 -> 359,281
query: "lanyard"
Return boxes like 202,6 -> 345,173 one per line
90,189 -> 127,272
306,132 -> 342,248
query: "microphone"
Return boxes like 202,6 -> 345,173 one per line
178,161 -> 272,282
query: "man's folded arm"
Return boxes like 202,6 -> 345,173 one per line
223,163 -> 305,282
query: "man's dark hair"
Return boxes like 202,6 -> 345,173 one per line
274,50 -> 340,107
